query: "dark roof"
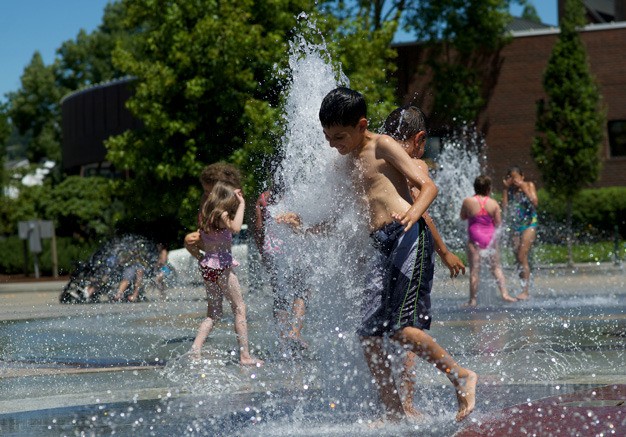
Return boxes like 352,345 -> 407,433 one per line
506,17 -> 552,32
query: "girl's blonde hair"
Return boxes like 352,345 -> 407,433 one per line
201,181 -> 239,231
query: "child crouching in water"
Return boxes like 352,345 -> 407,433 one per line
189,181 -> 263,367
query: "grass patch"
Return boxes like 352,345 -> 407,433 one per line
452,240 -> 624,266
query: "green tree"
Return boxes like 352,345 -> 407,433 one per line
55,2 -> 131,91
7,53 -> 63,162
319,0 -> 402,127
0,103 -> 10,190
42,176 -> 121,240
5,3 -> 130,166
402,0 -> 516,125
531,0 -> 605,264
521,3 -> 542,24
107,0 -> 316,238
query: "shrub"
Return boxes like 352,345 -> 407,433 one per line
537,186 -> 626,240
0,235 -> 97,276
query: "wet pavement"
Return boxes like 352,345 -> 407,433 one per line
0,262 -> 624,436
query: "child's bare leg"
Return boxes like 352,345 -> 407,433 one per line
515,228 -> 536,300
112,279 -> 130,301
465,243 -> 480,306
399,349 -> 423,418
186,231 -> 223,317
274,307 -> 290,339
287,296 -> 308,348
490,249 -> 516,302
191,316 -> 215,358
393,327 -> 477,421
205,281 -> 224,320
361,336 -> 404,421
221,270 -> 263,366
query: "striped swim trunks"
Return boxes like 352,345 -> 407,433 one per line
357,218 -> 434,337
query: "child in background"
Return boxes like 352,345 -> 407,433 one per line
154,243 -> 172,300
185,163 -> 243,318
254,189 -> 309,353
111,250 -> 147,302
502,166 -> 538,300
382,105 -> 467,417
189,182 -> 263,366
460,175 -> 517,306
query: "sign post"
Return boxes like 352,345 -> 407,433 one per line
17,220 -> 57,278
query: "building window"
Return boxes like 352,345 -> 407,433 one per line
608,120 -> 626,157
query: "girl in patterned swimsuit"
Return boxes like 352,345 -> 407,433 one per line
502,166 -> 538,300
461,175 -> 517,306
190,181 -> 263,366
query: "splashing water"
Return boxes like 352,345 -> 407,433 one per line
264,22 -> 375,417
429,126 -> 483,251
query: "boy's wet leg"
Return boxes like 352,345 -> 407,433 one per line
361,336 -> 405,422
393,326 -> 477,421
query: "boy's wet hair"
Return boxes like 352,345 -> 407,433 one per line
200,162 -> 242,188
474,175 -> 492,196
383,105 -> 427,141
319,87 -> 367,128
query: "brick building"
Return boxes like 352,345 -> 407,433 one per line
393,4 -> 626,190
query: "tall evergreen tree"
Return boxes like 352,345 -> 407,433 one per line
532,0 -> 605,264
7,53 -> 63,162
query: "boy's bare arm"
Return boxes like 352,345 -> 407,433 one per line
253,198 -> 265,252
424,212 -> 465,277
379,137 -> 438,231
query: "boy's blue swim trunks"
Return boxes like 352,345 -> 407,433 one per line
358,217 -> 434,337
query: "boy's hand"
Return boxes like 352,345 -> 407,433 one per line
392,206 -> 421,232
440,252 -> 466,277
275,212 -> 302,230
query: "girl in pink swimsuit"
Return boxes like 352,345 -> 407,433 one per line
190,181 -> 263,367
461,175 -> 517,306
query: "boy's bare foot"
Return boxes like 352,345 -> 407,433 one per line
403,404 -> 425,422
455,370 -> 477,422
462,299 -> 477,308
367,412 -> 403,429
516,291 -> 530,300
501,294 -> 518,302
240,356 -> 264,367
287,336 -> 309,351
189,348 -> 202,362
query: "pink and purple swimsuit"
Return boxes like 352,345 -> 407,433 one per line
467,195 -> 495,249
198,229 -> 239,283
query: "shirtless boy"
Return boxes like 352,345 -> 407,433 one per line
319,88 -> 477,422
383,104 -> 468,416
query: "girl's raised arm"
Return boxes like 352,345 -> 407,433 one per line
222,189 -> 245,232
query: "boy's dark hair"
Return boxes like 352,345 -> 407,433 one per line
200,162 -> 242,188
383,105 -> 427,141
319,87 -> 367,128
474,175 -> 492,196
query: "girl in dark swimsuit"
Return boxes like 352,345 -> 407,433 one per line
502,166 -> 539,300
